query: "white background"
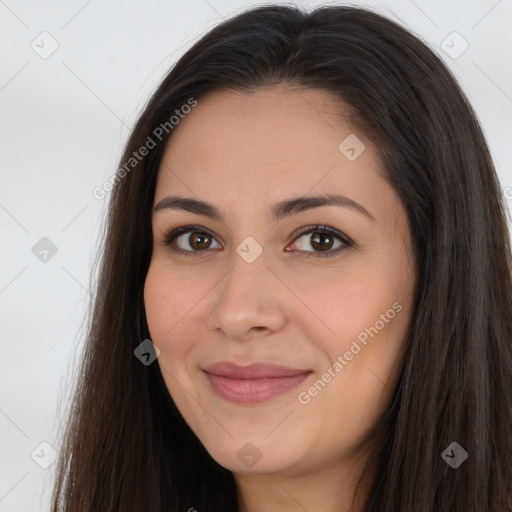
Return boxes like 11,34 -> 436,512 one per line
1,0 -> 511,510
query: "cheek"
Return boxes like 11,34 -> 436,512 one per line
143,263 -> 219,440
296,276 -> 410,446
143,265 -> 199,409
143,263 -> 198,356
144,266 -> 173,342
299,260 -> 412,397
295,264 -> 403,348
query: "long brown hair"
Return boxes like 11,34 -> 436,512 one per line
51,5 -> 512,511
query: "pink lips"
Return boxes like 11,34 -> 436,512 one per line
203,361 -> 312,404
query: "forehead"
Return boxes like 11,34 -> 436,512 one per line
154,86 -> 390,217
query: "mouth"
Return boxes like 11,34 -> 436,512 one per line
202,361 -> 312,404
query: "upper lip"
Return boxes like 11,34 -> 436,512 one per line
203,361 -> 312,379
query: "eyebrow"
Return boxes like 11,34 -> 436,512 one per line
152,193 -> 375,222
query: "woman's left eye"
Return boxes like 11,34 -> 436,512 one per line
289,226 -> 352,257
162,224 -> 353,258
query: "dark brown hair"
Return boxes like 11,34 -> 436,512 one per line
51,4 -> 512,511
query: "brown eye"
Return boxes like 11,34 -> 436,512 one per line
292,229 -> 347,255
309,232 -> 336,252
188,232 -> 211,250
175,231 -> 221,252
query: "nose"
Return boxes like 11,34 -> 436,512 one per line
207,250 -> 288,341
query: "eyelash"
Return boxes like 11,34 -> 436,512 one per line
161,224 -> 354,258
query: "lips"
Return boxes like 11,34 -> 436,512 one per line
203,361 -> 312,404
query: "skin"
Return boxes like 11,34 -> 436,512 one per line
144,85 -> 417,512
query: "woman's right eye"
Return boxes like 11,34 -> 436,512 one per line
163,226 -> 222,256
175,231 -> 222,252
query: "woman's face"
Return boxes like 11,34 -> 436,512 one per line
144,86 -> 416,477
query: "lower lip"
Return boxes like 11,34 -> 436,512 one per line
204,371 -> 311,404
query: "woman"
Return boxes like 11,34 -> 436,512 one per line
50,5 -> 512,512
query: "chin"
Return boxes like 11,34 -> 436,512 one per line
199,432 -> 308,476
212,448 -> 294,475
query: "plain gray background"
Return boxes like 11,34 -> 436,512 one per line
1,0 -> 511,510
